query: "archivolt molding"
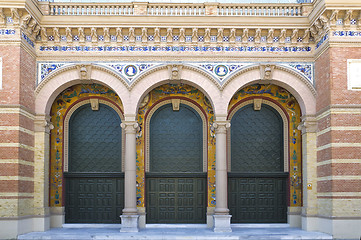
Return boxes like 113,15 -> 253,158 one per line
182,64 -> 222,90
220,64 -> 259,90
222,63 -> 316,97
63,98 -> 125,173
35,63 -> 130,95
145,99 -> 208,173
129,65 -> 168,90
227,99 -> 289,173
35,64 -> 76,95
275,65 -> 316,97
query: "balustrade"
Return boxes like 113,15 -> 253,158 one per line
47,2 -> 305,17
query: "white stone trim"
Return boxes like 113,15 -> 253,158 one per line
0,126 -> 34,135
317,126 -> 361,136
145,99 -> 207,173
347,59 -> 361,90
0,143 -> 34,151
227,99 -> 289,172
318,176 -> 361,181
63,99 -> 124,172
317,143 -> 361,151
0,176 -> 34,181
317,159 -> 361,166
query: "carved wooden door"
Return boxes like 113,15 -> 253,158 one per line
146,104 -> 206,223
65,103 -> 123,223
229,104 -> 288,223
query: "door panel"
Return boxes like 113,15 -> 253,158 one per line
65,103 -> 123,223
148,103 -> 206,223
228,175 -> 287,223
65,175 -> 124,223
146,176 -> 206,224
229,104 -> 287,223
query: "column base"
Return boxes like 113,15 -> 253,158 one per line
213,214 -> 232,232
120,215 -> 139,232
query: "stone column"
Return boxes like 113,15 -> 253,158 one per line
33,115 -> 53,231
213,120 -> 232,232
298,116 -> 318,231
120,120 -> 139,232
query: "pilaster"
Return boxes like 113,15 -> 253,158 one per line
298,116 -> 318,231
33,115 -> 52,231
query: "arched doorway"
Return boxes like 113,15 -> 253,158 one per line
146,103 -> 207,223
65,102 -> 124,223
228,103 -> 287,223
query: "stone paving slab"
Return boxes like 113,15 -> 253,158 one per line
17,224 -> 333,240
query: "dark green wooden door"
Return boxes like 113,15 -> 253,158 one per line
229,104 -> 287,223
146,174 -> 206,223
147,104 -> 206,223
65,103 -> 124,223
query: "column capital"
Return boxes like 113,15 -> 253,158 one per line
121,121 -> 139,134
212,121 -> 231,134
34,115 -> 53,134
298,116 -> 317,134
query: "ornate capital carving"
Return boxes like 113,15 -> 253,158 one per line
297,116 -> 317,134
121,122 -> 139,134
35,115 -> 54,134
212,121 -> 231,134
260,64 -> 275,80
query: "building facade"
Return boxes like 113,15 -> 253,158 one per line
0,0 -> 360,239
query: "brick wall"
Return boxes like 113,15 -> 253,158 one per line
0,45 -> 36,218
316,47 -> 361,217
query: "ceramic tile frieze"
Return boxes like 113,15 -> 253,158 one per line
38,61 -> 315,86
228,84 -> 302,207
98,62 -> 162,83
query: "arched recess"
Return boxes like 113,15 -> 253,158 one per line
129,65 -> 221,116
145,99 -> 208,173
35,64 -> 129,116
145,100 -> 207,223
227,84 -> 302,223
135,84 -> 216,223
64,99 -> 124,223
49,84 -> 124,211
221,65 -> 316,117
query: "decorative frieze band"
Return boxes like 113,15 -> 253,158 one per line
37,61 -> 314,86
37,27 -> 312,47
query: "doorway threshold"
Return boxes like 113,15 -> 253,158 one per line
63,224 -> 121,228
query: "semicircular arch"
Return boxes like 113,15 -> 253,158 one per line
129,65 -> 221,115
222,65 -> 316,116
35,64 -> 129,116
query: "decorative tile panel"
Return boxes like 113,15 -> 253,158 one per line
316,33 -> 328,49
282,63 -> 314,84
189,63 -> 251,84
0,29 -> 15,35
99,62 -> 162,83
37,61 -> 315,86
39,45 -> 312,52
38,62 -> 70,85
22,33 -> 35,48
333,31 -> 361,37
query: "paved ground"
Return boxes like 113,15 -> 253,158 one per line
17,224 -> 333,240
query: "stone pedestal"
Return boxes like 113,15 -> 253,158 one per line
120,215 -> 139,232
213,215 -> 232,233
